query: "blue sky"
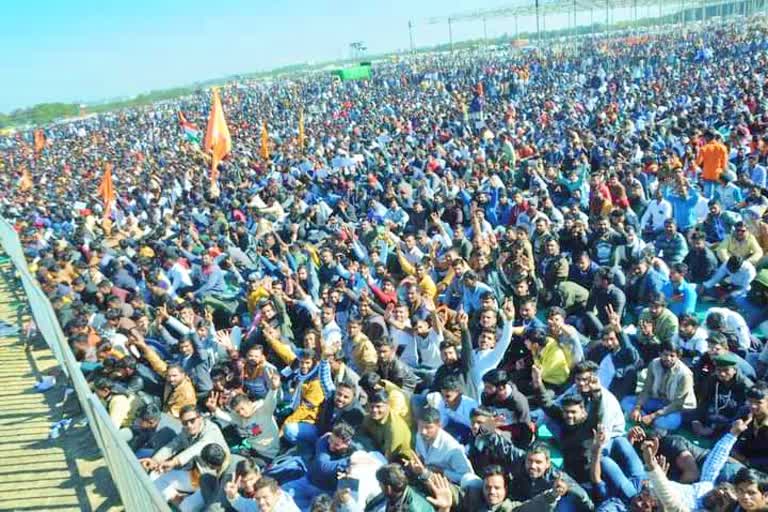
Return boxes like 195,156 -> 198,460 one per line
0,0 -> 650,112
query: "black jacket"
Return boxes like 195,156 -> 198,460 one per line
683,247 -> 719,284
431,326 -> 476,399
377,357 -> 420,394
695,372 -> 753,424
508,466 -> 594,511
539,386 -> 603,483
585,285 -> 627,325
316,396 -> 366,434
467,426 -> 526,475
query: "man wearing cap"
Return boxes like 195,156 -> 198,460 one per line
691,352 -> 753,439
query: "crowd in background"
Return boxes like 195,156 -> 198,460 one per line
5,16 -> 768,512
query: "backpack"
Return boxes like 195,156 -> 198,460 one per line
262,453 -> 307,484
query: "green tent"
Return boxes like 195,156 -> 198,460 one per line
332,64 -> 372,81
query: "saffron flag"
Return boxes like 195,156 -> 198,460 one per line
179,111 -> 201,144
33,129 -> 45,153
298,109 -> 305,150
203,89 -> 232,183
260,121 -> 270,160
98,163 -> 116,221
19,167 -> 32,192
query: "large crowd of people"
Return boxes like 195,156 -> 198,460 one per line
5,15 -> 768,512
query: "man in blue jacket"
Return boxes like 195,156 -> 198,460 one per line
281,422 -> 359,509
662,263 -> 698,316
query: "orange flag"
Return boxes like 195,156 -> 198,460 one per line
19,167 -> 32,192
203,88 -> 232,184
260,121 -> 270,160
298,109 -> 305,151
33,129 -> 46,153
98,163 -> 116,220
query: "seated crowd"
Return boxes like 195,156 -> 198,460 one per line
11,17 -> 768,512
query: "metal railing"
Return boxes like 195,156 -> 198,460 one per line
0,217 -> 170,512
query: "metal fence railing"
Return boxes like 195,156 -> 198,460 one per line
0,217 -> 170,512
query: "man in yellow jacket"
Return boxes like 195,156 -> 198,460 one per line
348,318 -> 378,374
94,376 -> 140,430
132,337 -> 197,418
525,329 -> 570,389
716,221 -> 764,266
281,348 -> 325,445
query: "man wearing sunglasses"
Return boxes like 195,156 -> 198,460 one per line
140,404 -> 230,505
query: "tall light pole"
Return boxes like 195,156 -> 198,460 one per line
573,0 -> 577,32
448,17 -> 454,52
536,0 -> 541,45
408,20 -> 415,53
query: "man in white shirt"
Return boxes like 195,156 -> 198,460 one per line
702,256 -> 756,301
320,305 -> 343,350
555,361 -> 626,440
640,189 -> 673,237
386,304 -> 415,366
165,250 -> 194,298
674,314 -> 709,364
411,407 -> 474,485
468,299 -> 515,393
225,475 -> 300,512
705,307 -> 752,353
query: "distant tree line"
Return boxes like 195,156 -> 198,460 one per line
1,0 -> 762,129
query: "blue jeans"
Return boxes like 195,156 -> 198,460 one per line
283,422 -> 318,445
557,493 -> 589,512
604,437 -> 645,496
620,396 -> 682,431
600,454 -> 641,501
